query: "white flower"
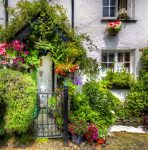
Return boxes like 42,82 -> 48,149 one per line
110,110 -> 115,115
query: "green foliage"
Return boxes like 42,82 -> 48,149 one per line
15,134 -> 34,144
139,48 -> 148,77
83,80 -> 120,113
48,96 -> 57,111
117,49 -> 148,120
0,0 -> 99,77
104,70 -> 135,89
82,80 -> 120,127
0,69 -> 37,134
98,128 -> 108,139
70,80 -> 120,128
67,81 -> 77,96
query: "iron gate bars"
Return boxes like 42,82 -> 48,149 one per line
33,90 -> 63,138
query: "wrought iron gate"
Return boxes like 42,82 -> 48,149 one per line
33,90 -> 63,138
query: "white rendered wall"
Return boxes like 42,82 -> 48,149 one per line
1,0 -> 148,75
53,0 -> 148,76
0,2 -> 5,26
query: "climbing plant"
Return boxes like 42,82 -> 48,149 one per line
0,0 -> 99,77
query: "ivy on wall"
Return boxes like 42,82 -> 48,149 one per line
0,0 -> 99,77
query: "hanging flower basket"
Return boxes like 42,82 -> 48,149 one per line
106,21 -> 122,36
55,63 -> 79,76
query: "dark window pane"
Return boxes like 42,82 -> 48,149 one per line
118,52 -> 123,62
109,53 -> 115,62
103,7 -> 109,17
108,63 -> 114,68
103,0 -> 109,6
124,63 -> 130,72
102,63 -> 108,68
110,0 -> 116,5
110,7 -> 116,17
102,53 -> 107,62
125,52 -> 130,62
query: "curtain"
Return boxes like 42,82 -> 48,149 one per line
118,0 -> 127,10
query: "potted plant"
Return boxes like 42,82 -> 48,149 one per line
118,8 -> 129,20
68,120 -> 87,145
106,21 -> 122,36
97,128 -> 108,145
84,123 -> 98,144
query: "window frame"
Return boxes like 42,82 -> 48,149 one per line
101,49 -> 135,74
102,0 -> 118,19
102,0 -> 135,20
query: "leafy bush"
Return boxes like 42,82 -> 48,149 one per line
139,48 -> 148,76
104,70 -> 134,89
0,69 -> 37,134
117,49 -> 148,120
70,80 -> 120,128
82,80 -> 120,127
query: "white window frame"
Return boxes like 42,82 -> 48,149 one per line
102,0 -> 118,19
102,0 -> 135,20
101,49 -> 135,75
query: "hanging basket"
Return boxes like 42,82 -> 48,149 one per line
106,21 -> 122,36
108,31 -> 118,36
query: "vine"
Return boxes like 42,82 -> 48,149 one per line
0,0 -> 99,77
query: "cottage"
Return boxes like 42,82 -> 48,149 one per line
0,0 -> 147,99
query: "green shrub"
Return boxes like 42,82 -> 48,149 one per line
121,49 -> 148,119
0,69 -> 37,134
82,80 -> 120,114
70,80 -> 120,127
104,70 -> 134,89
139,48 -> 148,76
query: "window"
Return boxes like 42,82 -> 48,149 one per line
101,51 -> 131,72
102,0 -> 135,19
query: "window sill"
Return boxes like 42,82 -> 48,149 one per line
101,18 -> 137,23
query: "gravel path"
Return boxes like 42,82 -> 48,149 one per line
0,132 -> 148,150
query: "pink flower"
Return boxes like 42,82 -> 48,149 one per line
13,57 -> 25,64
24,51 -> 29,55
11,40 -> 25,51
1,60 -> 8,65
0,47 -> 6,55
0,43 -> 9,49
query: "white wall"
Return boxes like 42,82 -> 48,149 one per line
0,2 -> 5,26
1,0 -> 148,75
54,0 -> 148,75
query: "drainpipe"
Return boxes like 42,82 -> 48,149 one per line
4,0 -> 8,27
71,0 -> 74,29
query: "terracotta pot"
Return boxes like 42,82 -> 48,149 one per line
97,139 -> 106,144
